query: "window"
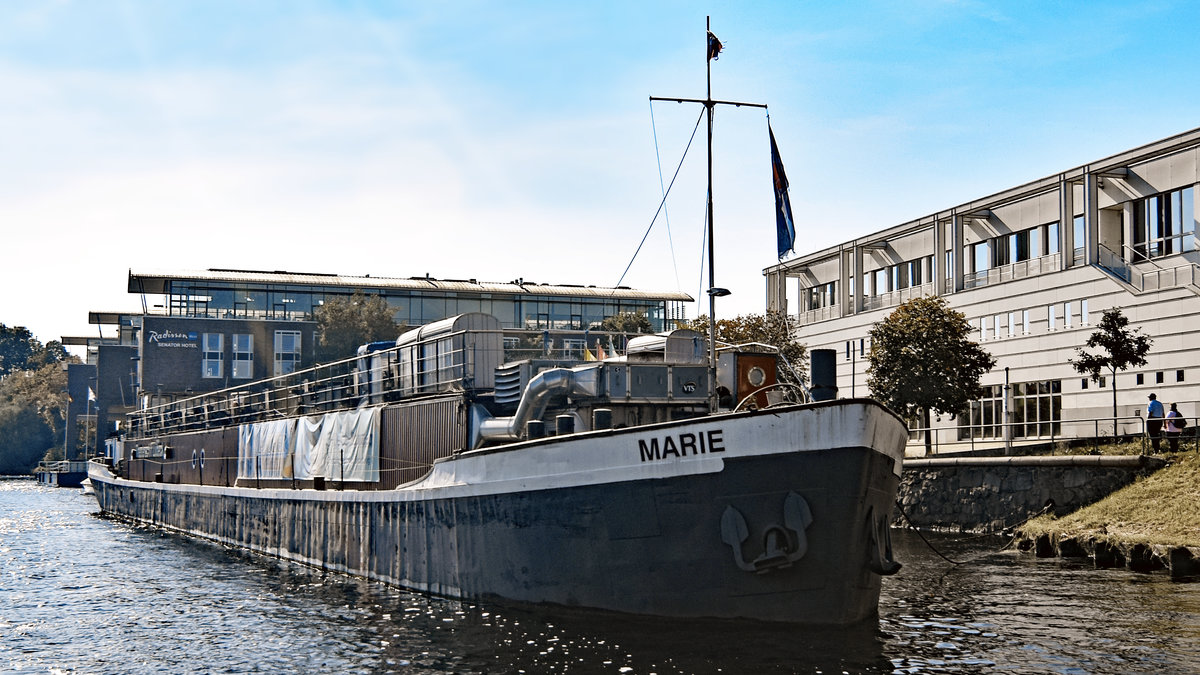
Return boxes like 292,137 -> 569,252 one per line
1137,373 -> 1145,385
1022,309 -> 1030,334
232,334 -> 253,379
1012,380 -> 1062,438
994,314 -> 1003,340
962,384 -> 1005,440
1048,305 -> 1057,331
1178,370 -> 1186,382
1156,371 -> 1164,384
1073,215 -> 1085,252
979,317 -> 987,341
1133,186 -> 1195,260
1064,301 -> 1073,329
1081,379 -> 1089,390
1043,221 -> 1060,255
202,333 -> 223,378
274,330 -> 302,377
1099,376 -> 1106,388
1008,312 -> 1015,338
1081,299 -> 1089,325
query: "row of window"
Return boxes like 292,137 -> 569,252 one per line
202,331 -> 302,380
977,299 -> 1090,341
167,283 -> 677,332
1082,370 -> 1186,389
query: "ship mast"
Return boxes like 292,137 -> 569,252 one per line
651,17 -> 766,411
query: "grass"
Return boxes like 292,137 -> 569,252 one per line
1020,449 -> 1200,548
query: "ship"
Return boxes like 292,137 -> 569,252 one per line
87,20 -> 907,625
89,314 -> 905,625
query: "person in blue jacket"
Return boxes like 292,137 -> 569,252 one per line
1147,393 -> 1165,452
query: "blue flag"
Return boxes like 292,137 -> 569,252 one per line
770,125 -> 796,259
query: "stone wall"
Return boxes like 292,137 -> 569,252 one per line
896,455 -> 1165,533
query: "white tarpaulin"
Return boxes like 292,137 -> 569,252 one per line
237,418 -> 293,480
237,407 -> 380,482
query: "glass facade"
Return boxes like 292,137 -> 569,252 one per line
155,279 -> 680,332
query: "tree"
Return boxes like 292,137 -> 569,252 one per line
681,311 -> 808,385
0,326 -> 68,377
1070,307 -> 1152,422
867,296 -> 996,455
313,291 -> 402,363
599,311 -> 653,334
0,404 -> 54,474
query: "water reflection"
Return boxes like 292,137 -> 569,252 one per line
3,481 -> 1200,674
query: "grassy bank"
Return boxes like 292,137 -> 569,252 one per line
1019,449 -> 1200,548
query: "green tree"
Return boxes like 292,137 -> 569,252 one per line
1069,306 -> 1152,422
599,311 -> 653,334
0,325 -> 37,377
681,311 -> 808,385
867,296 -> 996,454
0,404 -> 54,474
314,291 -> 402,363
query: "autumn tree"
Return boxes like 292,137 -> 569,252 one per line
1069,307 -> 1152,422
681,310 -> 807,385
313,291 -> 402,363
867,296 -> 996,454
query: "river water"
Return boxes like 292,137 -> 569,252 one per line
3,478 -> 1199,674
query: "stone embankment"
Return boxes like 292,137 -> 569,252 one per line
897,455 -> 1163,533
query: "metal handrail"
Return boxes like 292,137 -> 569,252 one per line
909,414 -> 1198,455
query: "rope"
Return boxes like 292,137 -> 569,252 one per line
649,101 -> 682,292
893,499 -> 966,565
614,106 -> 705,289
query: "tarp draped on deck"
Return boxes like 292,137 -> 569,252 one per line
238,407 -> 380,482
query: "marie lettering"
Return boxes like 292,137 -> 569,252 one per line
638,430 -> 725,462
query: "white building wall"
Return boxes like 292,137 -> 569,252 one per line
766,127 -> 1200,454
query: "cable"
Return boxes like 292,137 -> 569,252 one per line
613,107 -> 705,289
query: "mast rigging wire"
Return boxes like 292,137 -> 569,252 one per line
613,107 -> 705,290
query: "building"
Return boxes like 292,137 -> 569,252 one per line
72,268 -> 692,446
765,127 -> 1200,452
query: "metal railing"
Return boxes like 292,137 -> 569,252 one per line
963,252 -> 1062,291
909,415 -> 1198,455
126,327 -> 644,439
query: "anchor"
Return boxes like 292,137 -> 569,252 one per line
720,491 -> 813,573
866,505 -> 902,575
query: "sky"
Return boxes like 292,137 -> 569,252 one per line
4,1 -> 1200,354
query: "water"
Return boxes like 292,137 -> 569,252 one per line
3,479 -> 1199,674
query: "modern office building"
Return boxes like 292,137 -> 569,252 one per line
765,127 -> 1200,452
74,268 -> 692,445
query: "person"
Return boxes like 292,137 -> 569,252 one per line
1165,402 -> 1184,452
1147,393 -> 1165,452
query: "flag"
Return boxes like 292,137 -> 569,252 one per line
87,387 -> 97,403
707,31 -> 723,61
770,124 -> 796,259
597,343 -> 607,360
583,347 -> 596,362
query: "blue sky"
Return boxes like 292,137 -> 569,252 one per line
4,1 -> 1200,350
